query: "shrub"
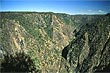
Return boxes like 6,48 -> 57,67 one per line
1,52 -> 39,72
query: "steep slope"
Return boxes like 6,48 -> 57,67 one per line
0,12 -> 76,72
62,14 -> 110,73
0,12 -> 109,72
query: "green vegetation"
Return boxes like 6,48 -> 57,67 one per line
1,51 -> 40,72
62,13 -> 110,73
0,12 -> 110,72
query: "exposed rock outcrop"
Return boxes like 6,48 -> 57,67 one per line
62,14 -> 110,73
1,12 -> 110,72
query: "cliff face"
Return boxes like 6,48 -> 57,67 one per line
0,12 -> 76,72
0,12 -> 110,72
62,14 -> 110,73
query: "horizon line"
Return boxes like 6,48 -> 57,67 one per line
0,11 -> 109,15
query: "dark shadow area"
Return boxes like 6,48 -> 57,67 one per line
95,63 -> 110,72
1,52 -> 40,72
62,46 -> 69,60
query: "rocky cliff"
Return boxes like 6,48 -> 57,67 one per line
62,13 -> 110,73
0,12 -> 110,72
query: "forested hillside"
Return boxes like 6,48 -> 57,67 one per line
0,12 -> 110,73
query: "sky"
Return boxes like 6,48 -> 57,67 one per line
0,0 -> 110,15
